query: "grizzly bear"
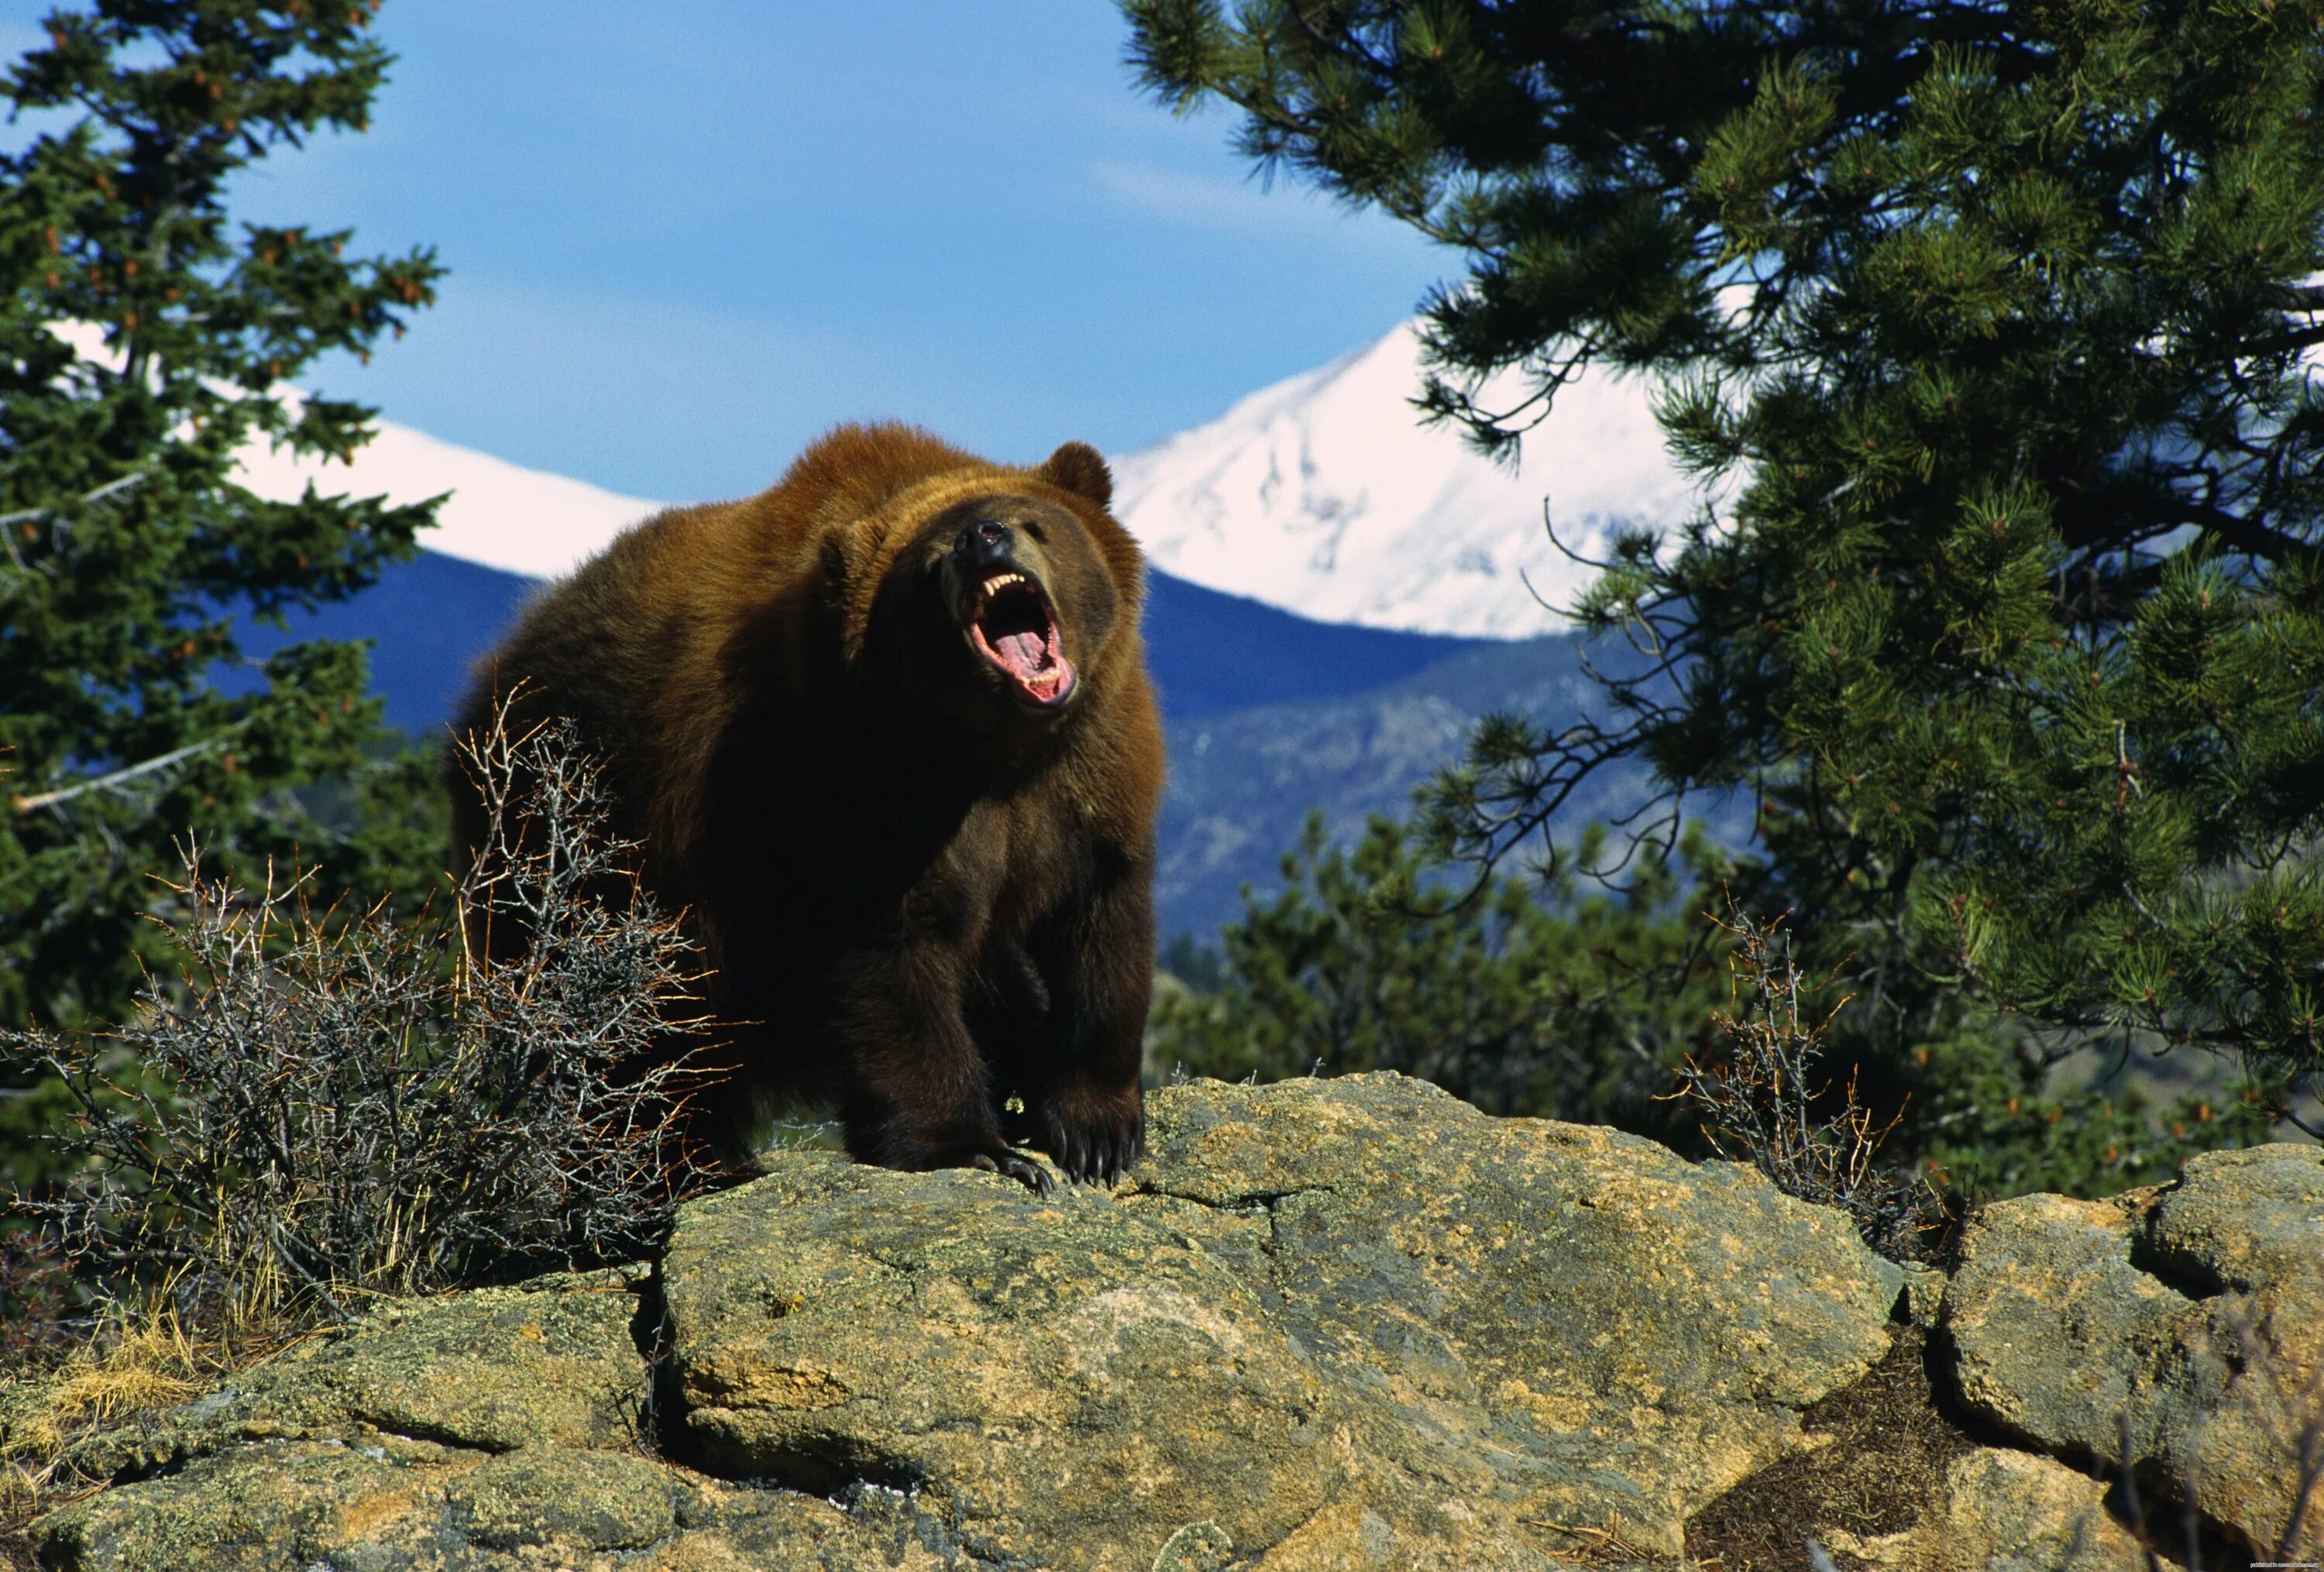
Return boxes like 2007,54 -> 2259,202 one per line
449,423 -> 1162,1193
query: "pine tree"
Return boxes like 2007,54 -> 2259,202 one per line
1153,813 -> 1734,1141
0,3 -> 445,1049
1126,0 -> 2324,1135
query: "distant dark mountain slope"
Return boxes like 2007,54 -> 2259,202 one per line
231,548 -> 1476,738
1154,635 -> 1741,941
230,550 -> 1699,943
229,549 -> 537,740
1140,572 -> 1479,717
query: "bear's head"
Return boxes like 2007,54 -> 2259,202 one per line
839,436 -> 1141,737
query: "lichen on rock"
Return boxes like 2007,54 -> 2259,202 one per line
659,1074 -> 1903,1565
1944,1141 -> 2323,1557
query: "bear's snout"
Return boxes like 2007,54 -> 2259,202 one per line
957,516 -> 1015,567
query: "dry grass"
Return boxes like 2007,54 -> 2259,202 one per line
0,694 -> 728,1561
1686,1326 -> 1979,1570
0,1287 -> 306,1562
5,1308 -> 201,1460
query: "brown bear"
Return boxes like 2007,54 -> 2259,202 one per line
448,423 -> 1162,1194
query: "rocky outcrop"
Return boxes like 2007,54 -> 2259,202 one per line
1915,1448 -> 2154,1571
1945,1142 -> 2322,1558
665,1073 -> 1899,1567
26,1076 -> 2322,1570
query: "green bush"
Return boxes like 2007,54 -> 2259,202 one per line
0,2 -> 450,1186
1155,810 -> 2284,1209
1126,0 -> 2322,1174
1153,814 -> 1734,1146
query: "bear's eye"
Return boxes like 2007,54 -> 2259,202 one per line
1021,521 -> 1047,544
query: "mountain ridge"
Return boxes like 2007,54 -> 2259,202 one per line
239,549 -> 1483,743
235,318 -> 1699,642
239,550 -> 1659,938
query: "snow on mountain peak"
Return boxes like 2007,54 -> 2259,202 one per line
22,319 -> 661,582
1109,319 -> 1697,638
234,401 -> 665,583
229,317 -> 1699,639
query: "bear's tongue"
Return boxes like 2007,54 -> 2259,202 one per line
975,584 -> 1072,701
993,628 -> 1047,672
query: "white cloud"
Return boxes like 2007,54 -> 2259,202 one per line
1091,160 -> 1385,242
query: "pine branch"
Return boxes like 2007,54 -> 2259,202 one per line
0,469 -> 153,568
12,731 -> 236,815
2133,499 -> 2319,569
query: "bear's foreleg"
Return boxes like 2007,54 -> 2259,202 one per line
828,940 -> 1054,1195
1020,858 -> 1153,1185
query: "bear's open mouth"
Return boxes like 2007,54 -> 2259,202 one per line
966,569 -> 1076,707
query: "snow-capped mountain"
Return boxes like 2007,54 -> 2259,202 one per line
220,367 -> 1492,741
1110,319 -> 1697,638
31,315 -> 663,581
232,318 -> 1694,640
233,404 -> 665,581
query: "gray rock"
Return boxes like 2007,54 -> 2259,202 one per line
1944,1142 -> 2323,1557
1920,1448 -> 2154,1571
40,1436 -> 1005,1571
52,1271 -> 654,1491
665,1073 -> 1903,1564
1802,1446 -> 2159,1570
30,1076 -> 1924,1570
1897,1263 -> 1947,1329
444,1447 -> 681,1550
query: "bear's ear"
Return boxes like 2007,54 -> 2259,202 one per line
1038,442 -> 1112,510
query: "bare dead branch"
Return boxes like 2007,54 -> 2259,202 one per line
1663,896 -> 1937,1261
12,735 -> 229,815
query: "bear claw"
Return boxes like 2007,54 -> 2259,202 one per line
971,1147 -> 1057,1198
1044,1116 -> 1143,1186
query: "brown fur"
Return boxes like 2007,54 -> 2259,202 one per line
449,423 -> 1163,1189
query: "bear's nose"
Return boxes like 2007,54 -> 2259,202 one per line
957,518 -> 1012,562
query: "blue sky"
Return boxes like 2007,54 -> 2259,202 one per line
7,2 -> 1448,502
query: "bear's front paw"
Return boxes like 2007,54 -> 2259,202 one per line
968,1144 -> 1057,1198
856,1120 -> 1057,1197
1038,1089 -> 1145,1185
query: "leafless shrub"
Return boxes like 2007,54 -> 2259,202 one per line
4,694 -> 717,1324
0,1230 -> 72,1369
1669,902 -> 1937,1263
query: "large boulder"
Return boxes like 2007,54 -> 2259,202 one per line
1944,1142 -> 2323,1557
40,1077 -> 2309,1569
22,1268 -> 652,1495
665,1073 -> 1903,1566
1917,1447 -> 2154,1572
